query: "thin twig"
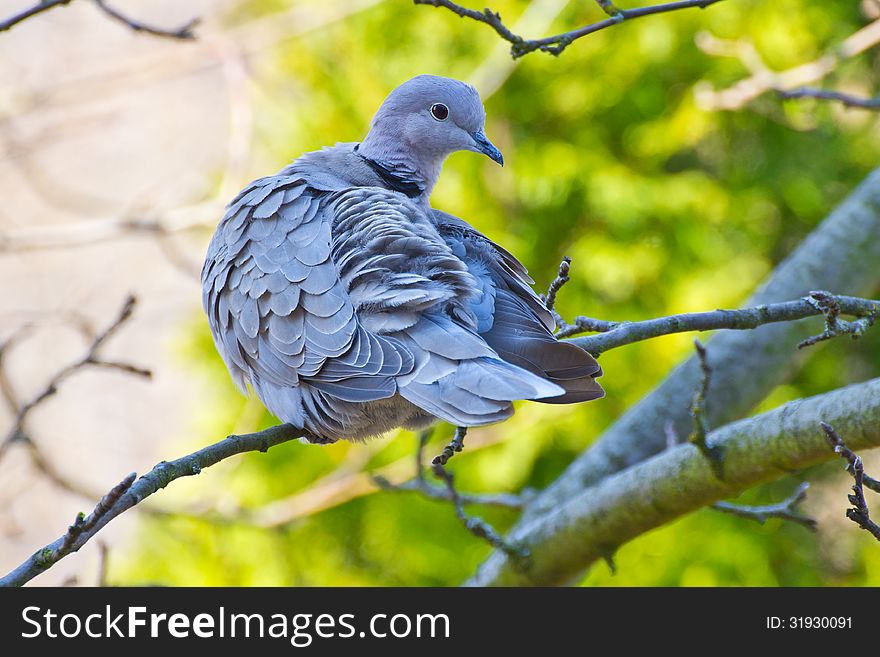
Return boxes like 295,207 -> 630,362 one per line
712,482 -> 816,530
543,256 -> 571,315
97,542 -> 110,587
0,0 -> 72,32
373,430 -> 526,509
561,293 -> 880,354
376,428 -> 527,556
1,295 -> 151,449
0,423 -> 304,587
0,0 -> 199,39
431,461 -> 529,562
0,297 -> 149,501
687,339 -> 724,471
797,290 -> 878,349
821,423 -> 880,495
415,0 -> 728,59
695,20 -> 880,111
821,422 -> 880,541
689,339 -> 711,447
92,0 -> 198,40
4,472 -> 137,586
373,475 -> 525,508
779,88 -> 880,110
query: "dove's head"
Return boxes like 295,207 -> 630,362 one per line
358,75 -> 503,195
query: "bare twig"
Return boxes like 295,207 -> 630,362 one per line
0,423 -> 304,587
687,339 -> 724,472
560,293 -> 879,355
373,430 -> 524,508
798,290 -> 878,348
821,424 -> 880,495
1,295 -> 150,450
373,474 -> 525,508
0,297 -> 150,502
689,339 -> 711,446
432,425 -> 468,467
415,0 -> 728,59
695,20 -> 880,111
373,429 -> 526,556
543,256 -> 571,315
431,461 -> 529,562
779,88 -> 880,110
822,422 -> 880,541
97,541 -> 110,587
712,482 -> 816,530
0,0 -> 199,38
92,0 -> 198,40
0,0 -> 72,32
2,472 -> 136,586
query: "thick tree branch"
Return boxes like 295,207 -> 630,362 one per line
415,0 -> 728,59
467,378 -> 880,586
0,424 -> 304,587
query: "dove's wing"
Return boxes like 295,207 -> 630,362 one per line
330,188 -> 565,426
434,211 -> 604,404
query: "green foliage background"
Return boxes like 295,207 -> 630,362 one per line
117,0 -> 880,586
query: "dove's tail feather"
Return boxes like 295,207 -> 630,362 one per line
399,356 -> 564,427
480,289 -> 604,404
495,339 -> 604,405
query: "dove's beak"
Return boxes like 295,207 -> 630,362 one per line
471,130 -> 504,167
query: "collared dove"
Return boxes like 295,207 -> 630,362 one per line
201,75 -> 603,443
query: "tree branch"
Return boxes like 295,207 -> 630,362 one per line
560,292 -> 878,355
0,0 -> 71,32
695,20 -> 880,111
414,0 -> 728,59
520,165 -> 880,511
712,482 -> 816,530
779,88 -> 880,110
92,0 -> 198,40
0,0 -> 198,39
467,378 -> 880,586
0,424 -> 304,587
821,423 -> 880,540
1,295 -> 150,451
372,430 -> 525,509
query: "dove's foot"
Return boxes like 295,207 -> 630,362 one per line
300,431 -> 338,446
432,426 -> 468,467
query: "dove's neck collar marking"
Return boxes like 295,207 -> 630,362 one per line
354,144 -> 425,199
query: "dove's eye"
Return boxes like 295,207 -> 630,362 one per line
430,103 -> 449,121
